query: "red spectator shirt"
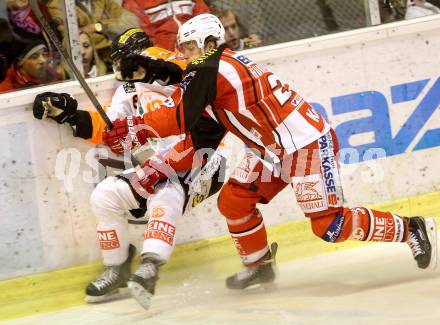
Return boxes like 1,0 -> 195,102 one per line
139,46 -> 329,165
0,64 -> 59,93
122,0 -> 210,50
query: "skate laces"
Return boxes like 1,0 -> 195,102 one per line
234,267 -> 258,281
234,258 -> 272,281
135,261 -> 156,279
407,231 -> 424,257
92,267 -> 120,290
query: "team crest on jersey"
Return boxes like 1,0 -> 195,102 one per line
180,71 -> 197,92
123,82 -> 136,94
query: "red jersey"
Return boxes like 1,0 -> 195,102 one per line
140,46 -> 329,166
122,0 -> 210,50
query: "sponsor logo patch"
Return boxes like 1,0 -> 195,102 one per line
371,216 -> 398,242
291,94 -> 303,107
235,54 -> 252,65
97,230 -> 120,250
295,181 -> 323,201
231,152 -> 259,183
123,82 -> 136,93
180,70 -> 197,92
321,213 -> 345,243
318,133 -> 342,208
232,236 -> 246,256
350,227 -> 365,241
292,174 -> 326,213
150,207 -> 165,218
145,220 -> 176,245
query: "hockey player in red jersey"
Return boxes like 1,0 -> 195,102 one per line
32,28 -> 227,309
103,14 -> 437,292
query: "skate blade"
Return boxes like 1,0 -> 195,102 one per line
231,281 -> 278,292
425,217 -> 438,270
127,281 -> 153,310
261,281 -> 278,291
84,287 -> 130,303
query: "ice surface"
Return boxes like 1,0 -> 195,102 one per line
5,242 -> 440,325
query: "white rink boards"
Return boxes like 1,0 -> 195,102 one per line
5,243 -> 440,325
1,15 -> 440,280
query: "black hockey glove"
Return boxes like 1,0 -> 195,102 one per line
33,92 -> 78,124
119,54 -> 183,85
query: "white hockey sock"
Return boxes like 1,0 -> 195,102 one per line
141,182 -> 185,262
96,221 -> 130,266
90,176 -> 141,266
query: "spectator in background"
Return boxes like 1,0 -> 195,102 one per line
0,45 -> 10,82
213,8 -> 262,51
122,0 -> 210,50
0,6 -> 15,81
316,0 -> 339,31
80,31 -> 107,78
0,40 -> 61,92
46,0 -> 140,66
4,0 -> 42,42
379,0 -> 400,22
1,0 -> 44,80
380,0 -> 440,22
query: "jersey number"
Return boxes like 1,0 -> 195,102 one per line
268,74 -> 292,107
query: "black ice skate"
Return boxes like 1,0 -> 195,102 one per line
407,217 -> 437,269
226,242 -> 278,290
127,253 -> 165,310
85,244 -> 136,303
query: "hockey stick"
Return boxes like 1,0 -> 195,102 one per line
29,0 -> 157,170
29,0 -> 113,129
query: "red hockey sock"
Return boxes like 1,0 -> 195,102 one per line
226,209 -> 269,265
346,207 -> 408,242
310,207 -> 408,243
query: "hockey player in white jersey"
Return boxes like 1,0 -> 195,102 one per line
32,28 -> 227,310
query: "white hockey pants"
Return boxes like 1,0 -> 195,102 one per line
89,176 -> 185,265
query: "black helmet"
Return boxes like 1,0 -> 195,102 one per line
110,28 -> 152,61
